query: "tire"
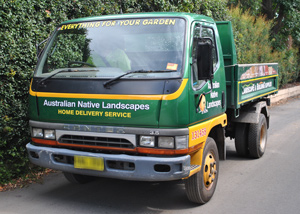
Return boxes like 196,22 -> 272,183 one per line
184,137 -> 219,204
248,114 -> 268,158
235,123 -> 249,157
63,172 -> 95,184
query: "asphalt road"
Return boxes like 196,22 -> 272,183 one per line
1,97 -> 300,214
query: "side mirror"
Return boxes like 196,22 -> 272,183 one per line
196,38 -> 214,81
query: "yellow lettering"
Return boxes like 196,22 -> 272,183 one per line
153,19 -> 159,25
74,110 -> 103,116
129,20 -> 135,26
95,22 -> 101,27
88,22 -> 95,28
58,109 -> 74,115
104,111 -> 131,118
148,19 -> 153,25
81,23 -> 87,28
169,19 -> 176,25
159,19 -> 165,25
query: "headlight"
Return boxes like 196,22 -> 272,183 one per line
158,137 -> 174,148
175,136 -> 188,149
32,128 -> 43,138
44,129 -> 56,139
140,136 -> 155,147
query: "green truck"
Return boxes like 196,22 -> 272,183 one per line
27,12 -> 278,204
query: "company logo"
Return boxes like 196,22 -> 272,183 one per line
242,81 -> 273,95
198,94 -> 208,114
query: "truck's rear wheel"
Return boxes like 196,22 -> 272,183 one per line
184,137 -> 219,204
235,123 -> 249,157
248,114 -> 267,158
63,172 -> 95,184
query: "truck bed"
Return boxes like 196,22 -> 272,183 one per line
225,63 -> 278,109
216,21 -> 279,110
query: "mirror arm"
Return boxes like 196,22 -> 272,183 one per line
36,38 -> 48,60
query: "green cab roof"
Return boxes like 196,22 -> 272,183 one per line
61,12 -> 215,25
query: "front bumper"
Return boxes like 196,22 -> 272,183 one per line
26,143 -> 191,181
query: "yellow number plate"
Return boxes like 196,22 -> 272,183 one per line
74,156 -> 104,171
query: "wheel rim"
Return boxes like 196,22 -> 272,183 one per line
203,151 -> 217,190
260,123 -> 267,151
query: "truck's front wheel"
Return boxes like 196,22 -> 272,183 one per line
248,114 -> 267,158
184,137 -> 219,204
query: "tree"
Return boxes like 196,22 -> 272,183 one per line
228,0 -> 300,49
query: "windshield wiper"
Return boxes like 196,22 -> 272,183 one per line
103,69 -> 177,88
37,69 -> 97,87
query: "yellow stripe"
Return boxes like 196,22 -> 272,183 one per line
238,89 -> 278,105
240,75 -> 278,83
30,79 -> 188,100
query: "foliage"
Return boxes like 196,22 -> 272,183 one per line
118,0 -> 229,21
230,7 -> 275,63
228,0 -> 262,16
0,0 -> 229,184
0,0 -> 112,184
277,49 -> 299,86
228,0 -> 300,49
229,6 -> 299,87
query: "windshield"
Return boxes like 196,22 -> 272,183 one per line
35,18 -> 186,79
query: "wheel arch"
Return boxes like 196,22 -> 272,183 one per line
188,114 -> 227,167
208,125 -> 226,160
260,105 -> 270,128
231,101 -> 270,128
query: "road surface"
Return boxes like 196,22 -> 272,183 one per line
1,97 -> 300,214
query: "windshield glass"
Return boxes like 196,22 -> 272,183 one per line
35,18 -> 186,79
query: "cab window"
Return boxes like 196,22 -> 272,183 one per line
192,25 -> 218,89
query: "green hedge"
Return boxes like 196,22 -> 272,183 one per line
0,0 -> 229,184
0,0 -> 112,184
229,7 -> 299,87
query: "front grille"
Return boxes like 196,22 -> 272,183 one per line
59,135 -> 134,148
